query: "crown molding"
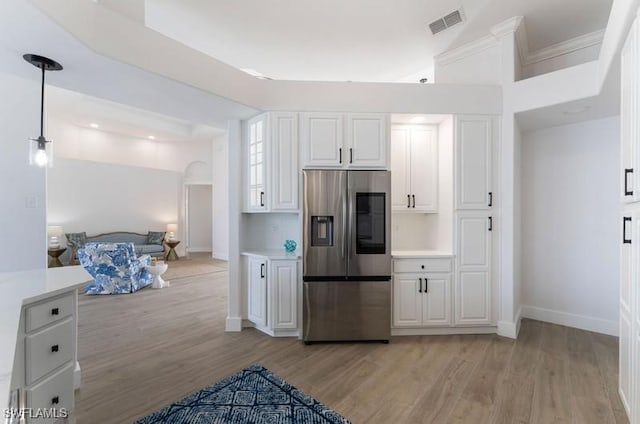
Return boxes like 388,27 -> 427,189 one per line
490,16 -> 524,38
434,34 -> 498,67
523,30 -> 605,66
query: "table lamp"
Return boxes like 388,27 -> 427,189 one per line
166,223 -> 178,242
47,226 -> 64,249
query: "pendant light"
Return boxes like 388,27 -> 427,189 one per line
23,54 -> 63,167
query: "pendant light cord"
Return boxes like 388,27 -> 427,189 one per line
40,64 -> 45,139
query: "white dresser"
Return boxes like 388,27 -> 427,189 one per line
1,267 -> 90,424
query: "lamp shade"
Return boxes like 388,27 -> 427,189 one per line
47,226 -> 64,248
166,223 -> 178,241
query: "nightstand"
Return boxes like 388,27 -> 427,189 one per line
47,247 -> 67,268
165,241 -> 180,261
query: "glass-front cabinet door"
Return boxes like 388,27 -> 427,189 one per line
247,114 -> 268,211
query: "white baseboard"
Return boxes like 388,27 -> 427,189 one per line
391,326 -> 497,336
225,316 -> 242,332
520,305 -> 618,336
212,251 -> 229,261
497,306 -> 523,339
186,248 -> 212,253
73,361 -> 81,390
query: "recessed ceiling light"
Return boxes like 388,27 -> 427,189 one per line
89,123 -> 99,128
410,116 -> 426,123
148,135 -> 155,140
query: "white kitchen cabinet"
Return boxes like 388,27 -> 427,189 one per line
392,259 -> 452,328
621,17 -> 640,423
246,114 -> 268,211
454,115 -> 493,210
346,114 -> 387,168
247,257 -> 267,327
301,112 -> 388,169
390,125 -> 438,212
301,113 -> 344,168
270,113 -> 299,211
245,254 -> 300,337
244,113 -> 299,212
269,260 -> 298,330
455,212 -> 492,325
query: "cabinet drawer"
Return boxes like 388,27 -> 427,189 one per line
25,293 -> 74,333
25,318 -> 74,385
394,258 -> 452,273
26,364 -> 74,424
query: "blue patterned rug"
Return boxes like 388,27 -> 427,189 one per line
134,364 -> 351,423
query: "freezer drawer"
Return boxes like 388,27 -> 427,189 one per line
303,280 -> 390,342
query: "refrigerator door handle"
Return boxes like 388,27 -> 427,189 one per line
342,186 -> 347,258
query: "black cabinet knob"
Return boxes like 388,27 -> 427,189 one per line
51,307 -> 59,315
51,396 -> 59,405
421,265 -> 425,269
51,345 -> 59,353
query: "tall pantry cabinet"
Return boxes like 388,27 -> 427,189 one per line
454,115 -> 496,326
621,14 -> 640,424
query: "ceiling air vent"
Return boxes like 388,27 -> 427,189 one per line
429,10 -> 463,35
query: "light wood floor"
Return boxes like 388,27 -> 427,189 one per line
75,265 -> 628,424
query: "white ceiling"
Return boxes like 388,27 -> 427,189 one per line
142,0 -> 613,83
47,86 -> 224,142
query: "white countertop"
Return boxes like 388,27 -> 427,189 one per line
242,250 -> 301,260
392,250 -> 454,258
0,266 -> 91,409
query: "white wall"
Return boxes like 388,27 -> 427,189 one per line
520,116 -> 620,335
187,185 -> 212,252
434,44 -> 502,85
212,135 -> 229,260
47,158 -> 182,251
49,118 -> 212,173
0,72 -> 47,272
520,44 -> 602,80
514,121 -> 522,321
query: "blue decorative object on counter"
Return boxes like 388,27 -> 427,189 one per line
284,239 -> 297,253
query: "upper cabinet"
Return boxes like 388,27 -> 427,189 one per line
454,115 -> 494,210
391,125 -> 438,212
301,112 -> 388,169
244,112 -> 299,213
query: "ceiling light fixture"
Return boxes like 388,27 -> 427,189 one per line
410,116 -> 426,123
148,135 -> 156,140
23,54 -> 63,167
89,123 -> 99,128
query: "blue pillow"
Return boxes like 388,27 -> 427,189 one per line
147,231 -> 165,245
66,232 -> 87,248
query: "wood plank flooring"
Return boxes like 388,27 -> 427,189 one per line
75,265 -> 628,424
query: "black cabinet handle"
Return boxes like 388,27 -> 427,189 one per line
418,278 -> 422,293
350,148 -> 353,164
412,194 -> 416,208
51,396 -> 59,405
488,217 -> 493,231
51,345 -> 59,353
407,194 -> 410,208
260,191 -> 265,207
488,192 -> 493,207
260,263 -> 265,278
339,148 -> 342,164
625,169 -> 634,196
424,278 -> 428,293
623,217 -> 632,244
51,307 -> 59,316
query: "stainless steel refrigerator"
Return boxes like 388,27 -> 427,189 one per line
303,170 -> 391,343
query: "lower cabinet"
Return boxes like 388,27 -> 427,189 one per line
246,255 -> 299,337
393,273 -> 451,327
392,258 -> 452,329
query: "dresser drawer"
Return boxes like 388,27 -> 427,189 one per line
25,318 -> 74,385
25,364 -> 74,424
25,293 -> 74,333
393,258 -> 452,273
